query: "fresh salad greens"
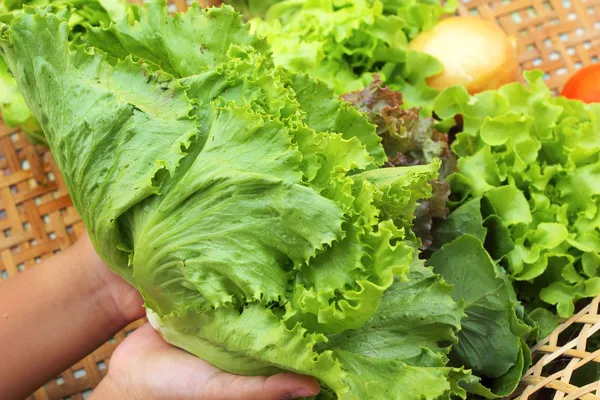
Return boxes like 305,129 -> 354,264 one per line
0,2 -> 482,398
429,235 -> 532,398
224,0 -> 281,18
338,66 -> 600,397
341,79 -> 533,398
343,79 -> 457,248
434,72 -> 600,319
2,0 -> 600,398
233,0 -> 453,107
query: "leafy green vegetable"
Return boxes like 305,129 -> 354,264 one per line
238,0 -> 450,107
342,79 -> 457,248
0,3 -> 472,398
431,198 -> 487,250
378,0 -> 457,38
434,72 -> 600,318
426,196 -> 536,397
528,308 -> 559,340
226,0 -> 457,29
429,235 -> 531,397
151,259 -> 470,400
224,0 -> 282,19
0,0 -> 131,144
0,56 -> 43,143
0,0 -> 129,22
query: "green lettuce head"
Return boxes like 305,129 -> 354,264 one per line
0,2 -> 474,398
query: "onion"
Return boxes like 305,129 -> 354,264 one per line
408,16 -> 519,94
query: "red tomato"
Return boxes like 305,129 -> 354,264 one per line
561,64 -> 600,103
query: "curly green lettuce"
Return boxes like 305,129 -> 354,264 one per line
226,0 -> 456,27
434,72 -> 600,318
0,3 -> 473,398
343,79 -> 457,248
340,79 -> 535,398
236,0 -> 451,107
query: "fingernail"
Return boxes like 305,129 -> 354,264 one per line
285,388 -> 317,399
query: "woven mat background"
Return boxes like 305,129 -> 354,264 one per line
457,0 -> 600,93
516,297 -> 600,400
1,0 -> 600,398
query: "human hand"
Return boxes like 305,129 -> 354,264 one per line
0,230 -> 147,399
91,323 -> 321,400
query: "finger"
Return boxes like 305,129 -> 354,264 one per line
110,323 -> 170,361
129,323 -> 172,349
206,371 -> 321,400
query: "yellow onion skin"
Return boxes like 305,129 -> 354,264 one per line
409,16 -> 519,94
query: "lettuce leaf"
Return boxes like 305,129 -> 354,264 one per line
150,257 -> 470,400
528,308 -> 559,340
343,79 -> 457,248
226,0 -> 456,29
0,56 -> 43,143
237,0 -> 448,107
429,235 -> 531,397
341,79 -> 534,398
224,0 -> 282,19
0,0 -> 131,145
0,3 -> 470,398
378,0 -> 457,39
434,72 -> 600,317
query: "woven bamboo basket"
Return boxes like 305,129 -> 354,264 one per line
1,0 -> 600,398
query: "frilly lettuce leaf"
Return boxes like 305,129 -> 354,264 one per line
0,3 -> 469,398
238,0 -> 447,107
85,0 -> 269,77
342,79 -> 456,171
289,73 -> 386,166
342,79 -> 457,249
150,257 -> 470,400
434,72 -> 600,318
340,82 -> 535,399
322,259 -> 463,367
0,0 -> 128,23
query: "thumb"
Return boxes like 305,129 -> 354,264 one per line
207,371 -> 321,400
